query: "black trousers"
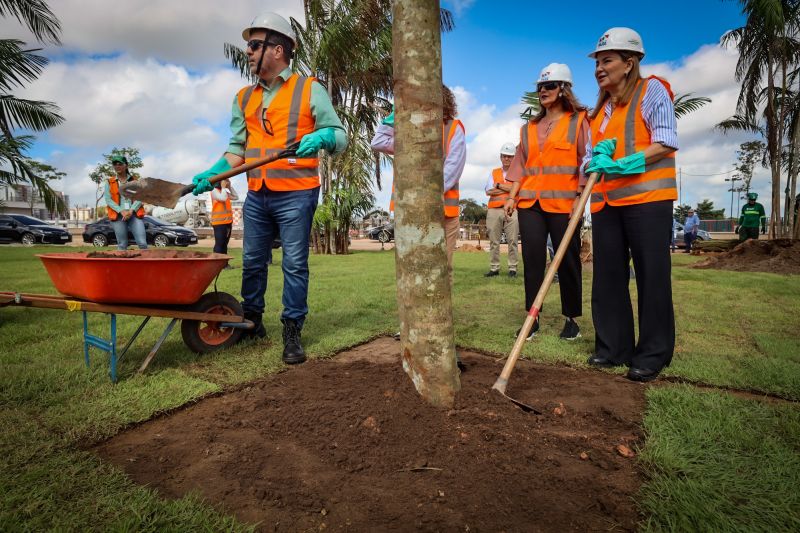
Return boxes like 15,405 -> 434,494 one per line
213,223 -> 232,254
518,204 -> 582,317
591,200 -> 675,371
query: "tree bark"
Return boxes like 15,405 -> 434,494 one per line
392,0 -> 460,408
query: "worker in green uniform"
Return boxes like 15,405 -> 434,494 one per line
736,192 -> 766,241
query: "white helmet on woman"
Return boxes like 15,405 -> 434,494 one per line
537,63 -> 572,85
242,12 -> 296,45
500,142 -> 516,156
589,27 -> 645,58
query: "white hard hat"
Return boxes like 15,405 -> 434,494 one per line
589,27 -> 645,58
242,12 -> 296,46
500,142 -> 516,156
537,63 -> 572,85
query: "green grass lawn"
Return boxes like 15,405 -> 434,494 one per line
1,245 -> 798,530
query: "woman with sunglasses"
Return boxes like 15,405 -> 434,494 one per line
504,63 -> 591,341
585,28 -> 678,382
104,155 -> 148,250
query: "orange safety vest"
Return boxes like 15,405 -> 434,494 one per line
210,191 -> 233,226
106,176 -> 145,221
589,76 -> 677,213
238,74 -> 320,192
486,168 -> 510,209
390,119 -> 464,218
517,111 -> 584,213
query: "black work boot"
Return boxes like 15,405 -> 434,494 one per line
281,319 -> 307,365
240,310 -> 266,341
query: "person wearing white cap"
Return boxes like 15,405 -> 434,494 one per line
484,142 -> 520,277
584,27 -> 679,382
189,12 -> 347,366
504,63 -> 591,341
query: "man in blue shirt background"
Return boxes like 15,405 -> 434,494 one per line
683,208 -> 700,253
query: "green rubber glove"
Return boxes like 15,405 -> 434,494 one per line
382,105 -> 395,127
587,151 -> 646,176
296,128 -> 337,157
192,178 -> 213,196
592,138 -> 617,157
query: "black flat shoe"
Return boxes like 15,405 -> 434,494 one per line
626,367 -> 660,382
587,354 -> 624,368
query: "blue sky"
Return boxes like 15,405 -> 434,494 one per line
3,0 -> 769,217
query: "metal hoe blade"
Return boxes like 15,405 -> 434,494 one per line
119,177 -> 190,209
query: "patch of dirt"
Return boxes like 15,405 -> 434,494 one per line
85,250 -> 223,259
691,239 -> 800,274
458,243 -> 484,252
96,338 -> 646,532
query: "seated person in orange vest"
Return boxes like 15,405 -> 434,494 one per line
190,12 -> 347,365
585,27 -> 679,383
210,178 -> 239,264
104,155 -> 148,250
504,63 -> 591,342
484,142 -> 520,278
370,86 -> 466,275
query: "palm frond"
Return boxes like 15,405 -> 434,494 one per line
223,43 -> 255,83
716,114 -> 765,135
0,0 -> 61,44
0,39 -> 48,91
673,93 -> 711,119
0,95 -> 64,132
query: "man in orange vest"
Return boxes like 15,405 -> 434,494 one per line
209,179 -> 238,266
484,142 -> 519,277
191,12 -> 346,365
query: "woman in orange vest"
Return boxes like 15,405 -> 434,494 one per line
210,178 -> 239,260
103,155 -> 147,250
585,28 -> 678,382
504,63 -> 591,341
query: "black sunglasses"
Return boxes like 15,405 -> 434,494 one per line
247,39 -> 278,52
537,81 -> 560,92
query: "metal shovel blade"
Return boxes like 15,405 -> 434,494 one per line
492,378 -> 542,414
119,177 -> 192,209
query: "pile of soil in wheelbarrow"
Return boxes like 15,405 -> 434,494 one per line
96,338 -> 646,532
86,250 -> 220,259
691,238 -> 800,274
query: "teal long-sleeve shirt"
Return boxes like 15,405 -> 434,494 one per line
103,174 -> 142,214
226,66 -> 347,157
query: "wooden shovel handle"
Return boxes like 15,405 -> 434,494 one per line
493,173 -> 599,393
180,142 -> 301,196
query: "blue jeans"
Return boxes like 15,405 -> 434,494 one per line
241,187 -> 319,327
112,216 -> 147,250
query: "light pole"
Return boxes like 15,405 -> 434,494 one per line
725,175 -> 741,223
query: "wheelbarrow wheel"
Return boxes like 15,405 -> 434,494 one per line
181,292 -> 243,353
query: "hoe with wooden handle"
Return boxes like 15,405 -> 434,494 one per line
120,143 -> 300,209
492,173 -> 599,413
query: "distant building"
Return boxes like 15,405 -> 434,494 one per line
0,183 -> 69,220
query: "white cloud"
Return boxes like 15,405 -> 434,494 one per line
444,0 -> 476,17
0,1 -> 304,67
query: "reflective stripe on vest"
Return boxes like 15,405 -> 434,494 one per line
517,111 -> 583,213
239,74 -> 320,192
106,176 -> 145,221
210,195 -> 233,225
589,76 -> 677,213
390,119 -> 464,218
487,168 -> 510,208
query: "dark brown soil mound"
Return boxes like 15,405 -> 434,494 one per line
96,338 -> 646,532
86,250 -> 224,259
691,239 -> 800,274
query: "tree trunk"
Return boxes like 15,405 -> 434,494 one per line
787,114 -> 799,239
392,0 -> 459,408
766,52 -> 782,239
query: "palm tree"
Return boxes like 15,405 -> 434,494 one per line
0,0 -> 65,213
717,0 -> 800,237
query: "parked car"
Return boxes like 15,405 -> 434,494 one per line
0,214 -> 72,245
82,216 -> 198,247
365,223 -> 394,243
674,221 -> 712,247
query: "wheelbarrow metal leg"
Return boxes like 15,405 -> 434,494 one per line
137,318 -> 178,375
118,316 -> 151,364
82,312 -> 119,382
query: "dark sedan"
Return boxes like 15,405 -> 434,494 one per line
82,216 -> 198,247
0,214 -> 72,245
365,223 -> 394,243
